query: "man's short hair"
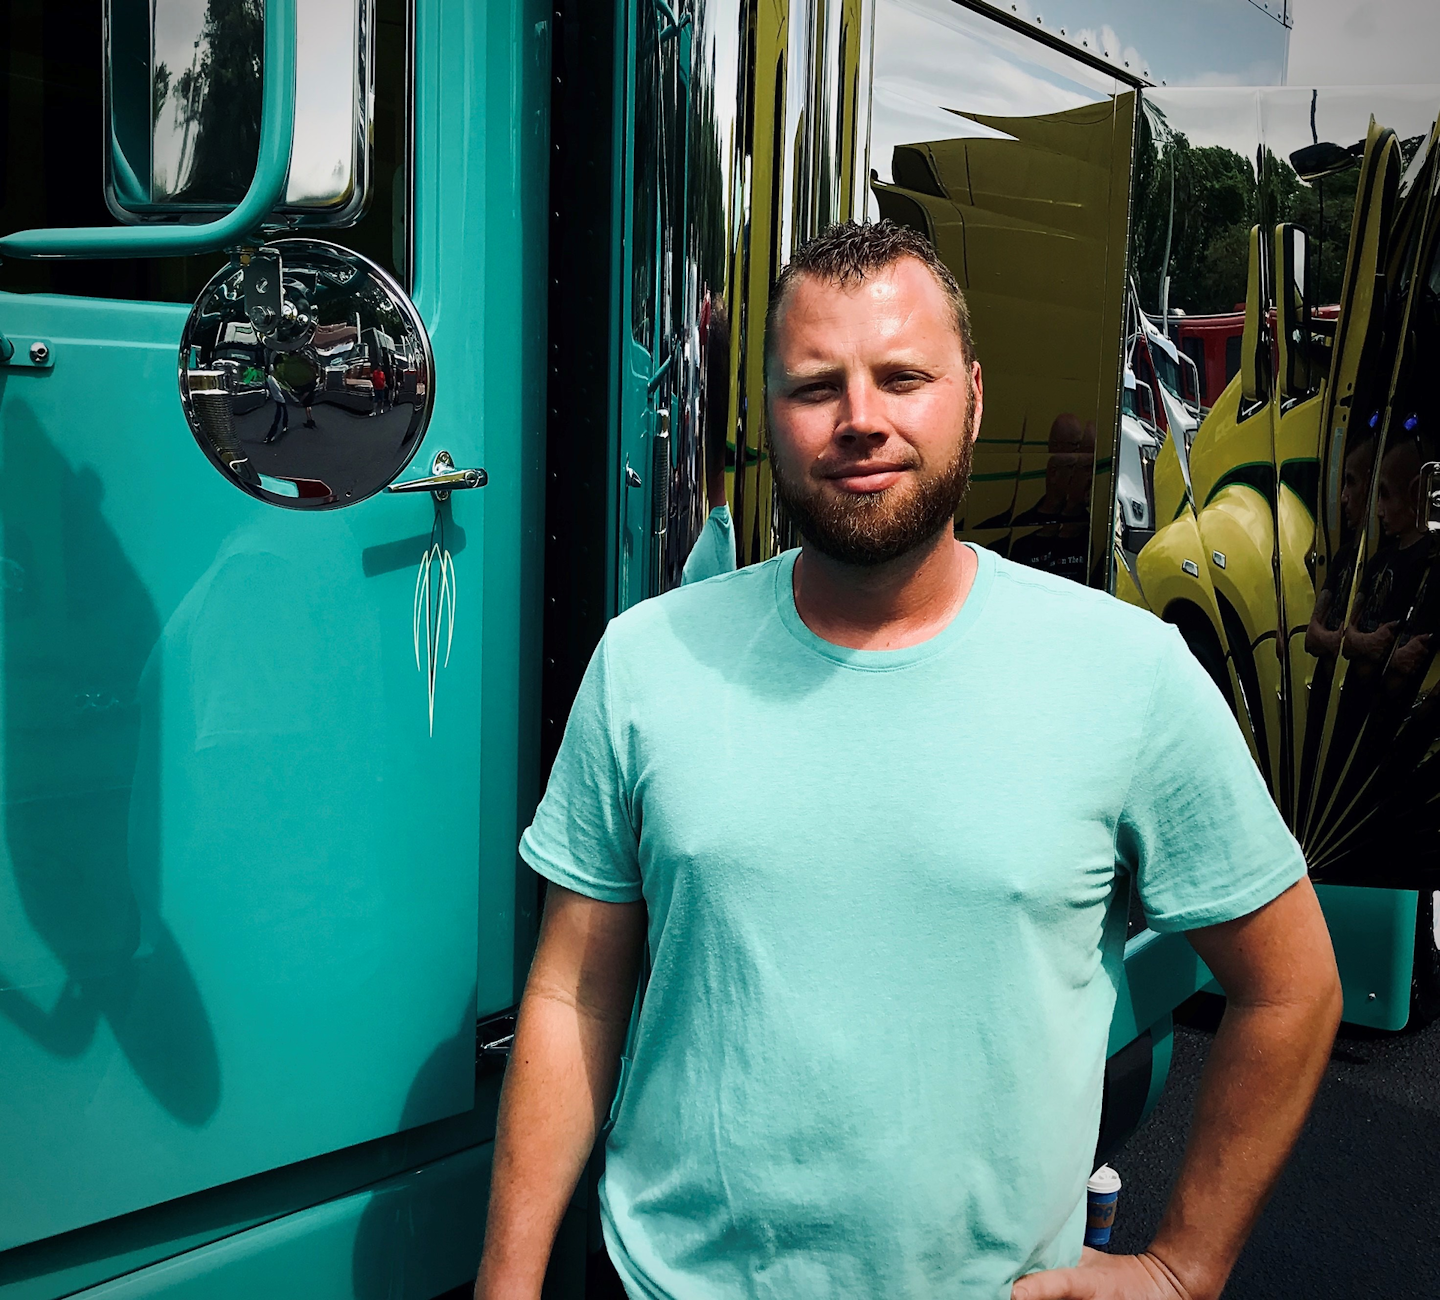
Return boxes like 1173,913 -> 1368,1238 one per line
764,220 -> 975,383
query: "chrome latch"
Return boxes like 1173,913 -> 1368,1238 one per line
476,1008 -> 518,1069
1421,461 -> 1440,533
388,449 -> 488,501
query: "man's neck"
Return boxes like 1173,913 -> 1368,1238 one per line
791,531 -> 977,651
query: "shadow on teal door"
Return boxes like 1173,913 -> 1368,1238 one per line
0,0 -> 501,1252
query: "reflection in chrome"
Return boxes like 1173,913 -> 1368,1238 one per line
106,0 -> 374,224
1120,86 -> 1440,891
616,0 -> 872,600
414,513 -> 456,737
178,238 -> 433,509
869,0 -> 1134,589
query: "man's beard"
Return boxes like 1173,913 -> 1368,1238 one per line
771,410 -> 975,567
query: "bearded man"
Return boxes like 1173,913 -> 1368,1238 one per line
475,222 -> 1341,1300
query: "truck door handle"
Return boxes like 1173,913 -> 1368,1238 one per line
387,449 -> 487,501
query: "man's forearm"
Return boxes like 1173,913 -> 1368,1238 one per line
475,987 -> 631,1298
1146,988 -> 1341,1298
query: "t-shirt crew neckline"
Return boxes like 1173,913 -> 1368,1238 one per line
775,542 -> 996,671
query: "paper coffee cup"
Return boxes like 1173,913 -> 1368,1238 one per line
1084,1165 -> 1122,1248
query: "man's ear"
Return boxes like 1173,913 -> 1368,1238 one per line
968,360 -> 984,444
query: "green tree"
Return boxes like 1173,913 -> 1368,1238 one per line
1131,108 -> 1260,316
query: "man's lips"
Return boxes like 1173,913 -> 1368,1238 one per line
822,464 -> 911,493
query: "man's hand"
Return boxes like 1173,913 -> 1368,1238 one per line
1304,621 -> 1341,659
1013,1249 -> 1192,1300
1342,619 -> 1397,662
1389,631 -> 1431,678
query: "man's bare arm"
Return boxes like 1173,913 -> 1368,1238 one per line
1014,876 -> 1342,1300
1148,875 -> 1342,1295
475,884 -> 647,1299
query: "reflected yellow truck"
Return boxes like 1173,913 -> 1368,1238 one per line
1119,112 -> 1440,895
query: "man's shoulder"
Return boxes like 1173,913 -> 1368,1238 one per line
985,551 -> 1176,653
603,555 -> 784,658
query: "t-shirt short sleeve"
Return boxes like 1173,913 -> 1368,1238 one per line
1118,626 -> 1308,932
519,634 -> 643,903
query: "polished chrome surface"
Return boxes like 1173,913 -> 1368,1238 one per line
388,449 -> 487,499
629,0 -> 873,589
178,238 -> 432,509
1120,86 -> 1440,889
869,0 -> 1132,588
105,0 -> 373,225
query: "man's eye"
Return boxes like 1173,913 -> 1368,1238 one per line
887,372 -> 927,389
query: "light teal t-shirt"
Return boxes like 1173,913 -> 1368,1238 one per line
520,545 -> 1306,1299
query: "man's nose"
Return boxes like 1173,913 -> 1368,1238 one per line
835,377 -> 886,443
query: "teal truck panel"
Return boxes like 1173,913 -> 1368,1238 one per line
408,0 -> 551,1006
66,1143 -> 492,1300
1316,884 -> 1418,1032
0,1074 -> 501,1300
0,293 -> 481,1248
1,0 -> 550,1263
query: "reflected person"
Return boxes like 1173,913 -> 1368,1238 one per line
682,291 -> 739,587
1343,435 -> 1431,675
1011,413 -> 1093,583
1305,433 -> 1374,661
263,371 -> 289,444
1316,431 -> 1436,813
678,483 -> 736,586
476,221 -> 1340,1300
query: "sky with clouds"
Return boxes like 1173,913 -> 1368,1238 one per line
950,0 -> 1440,91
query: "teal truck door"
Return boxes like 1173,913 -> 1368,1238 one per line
0,0 -> 546,1260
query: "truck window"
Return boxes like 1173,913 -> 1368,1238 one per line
0,0 -> 410,302
1182,336 -> 1207,396
1150,342 -> 1180,398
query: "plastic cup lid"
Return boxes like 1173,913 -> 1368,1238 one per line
1088,1164 -> 1122,1195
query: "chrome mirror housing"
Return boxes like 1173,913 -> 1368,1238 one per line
106,0 -> 374,225
179,239 -> 433,509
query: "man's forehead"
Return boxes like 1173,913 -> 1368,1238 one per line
774,259 -> 955,351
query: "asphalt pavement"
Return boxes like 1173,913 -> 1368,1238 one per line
1108,994 -> 1440,1298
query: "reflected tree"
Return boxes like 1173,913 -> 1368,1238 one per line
167,0 -> 264,204
1131,110 -> 1259,316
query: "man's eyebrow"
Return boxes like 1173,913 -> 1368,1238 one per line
780,361 -> 844,383
780,354 -> 939,383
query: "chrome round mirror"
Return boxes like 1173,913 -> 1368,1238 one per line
179,239 -> 433,509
